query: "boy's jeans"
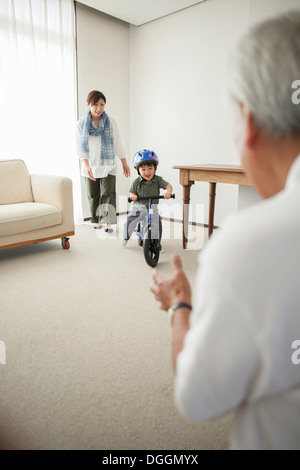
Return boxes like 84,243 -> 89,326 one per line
123,206 -> 162,241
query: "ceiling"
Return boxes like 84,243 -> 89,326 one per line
76,0 -> 207,26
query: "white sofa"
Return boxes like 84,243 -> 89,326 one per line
0,159 -> 75,250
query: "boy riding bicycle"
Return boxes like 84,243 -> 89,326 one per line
121,149 -> 173,250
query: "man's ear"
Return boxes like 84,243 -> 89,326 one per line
244,108 -> 258,148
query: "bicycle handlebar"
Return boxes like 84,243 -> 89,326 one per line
128,194 -> 175,203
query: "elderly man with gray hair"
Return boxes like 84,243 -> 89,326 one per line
151,10 -> 300,450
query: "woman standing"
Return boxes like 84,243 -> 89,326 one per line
77,90 -> 130,232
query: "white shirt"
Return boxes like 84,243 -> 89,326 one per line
76,115 -> 127,178
175,154 -> 300,450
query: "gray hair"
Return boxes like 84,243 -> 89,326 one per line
227,10 -> 300,136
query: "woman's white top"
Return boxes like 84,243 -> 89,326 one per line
76,115 -> 127,178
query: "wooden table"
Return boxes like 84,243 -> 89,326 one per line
173,164 -> 252,248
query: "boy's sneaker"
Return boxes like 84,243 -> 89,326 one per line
120,239 -> 128,247
160,245 -> 165,254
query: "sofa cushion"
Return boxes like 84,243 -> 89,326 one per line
0,159 -> 34,205
0,203 -> 62,236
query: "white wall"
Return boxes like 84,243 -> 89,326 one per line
76,0 -> 300,224
249,0 -> 300,25
130,0 -> 300,225
130,0 -> 249,226
239,0 -> 300,214
76,2 -> 131,218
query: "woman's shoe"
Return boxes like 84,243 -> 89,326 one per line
94,224 -> 103,230
105,224 -> 113,233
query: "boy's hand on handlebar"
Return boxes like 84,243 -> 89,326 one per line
164,184 -> 173,199
130,193 -> 138,202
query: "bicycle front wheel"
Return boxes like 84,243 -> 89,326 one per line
143,237 -> 160,267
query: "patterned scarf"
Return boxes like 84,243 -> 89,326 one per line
81,110 -> 115,165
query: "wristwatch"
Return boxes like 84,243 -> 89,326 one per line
168,302 -> 192,325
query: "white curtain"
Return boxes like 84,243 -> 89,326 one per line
0,0 -> 83,222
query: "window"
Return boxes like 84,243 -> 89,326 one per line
0,0 -> 82,220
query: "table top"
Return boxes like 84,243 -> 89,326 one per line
173,163 -> 252,186
173,163 -> 245,172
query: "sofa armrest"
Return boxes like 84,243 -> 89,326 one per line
30,174 -> 74,230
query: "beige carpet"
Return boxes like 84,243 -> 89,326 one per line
0,220 -> 233,450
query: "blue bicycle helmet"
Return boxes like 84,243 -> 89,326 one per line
133,149 -> 159,169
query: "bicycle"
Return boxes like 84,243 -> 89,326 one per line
128,194 -> 175,267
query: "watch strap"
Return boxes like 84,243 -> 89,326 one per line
169,302 -> 192,326
171,302 -> 192,312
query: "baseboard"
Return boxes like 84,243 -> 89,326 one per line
84,214 -> 219,230
161,216 -> 219,231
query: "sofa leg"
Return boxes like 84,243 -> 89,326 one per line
61,237 -> 70,249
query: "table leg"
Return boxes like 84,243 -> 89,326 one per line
182,184 -> 192,249
208,182 -> 216,237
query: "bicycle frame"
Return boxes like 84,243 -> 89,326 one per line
136,198 -> 157,243
128,194 -> 174,241
128,194 -> 175,267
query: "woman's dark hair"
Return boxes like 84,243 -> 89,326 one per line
87,90 -> 106,106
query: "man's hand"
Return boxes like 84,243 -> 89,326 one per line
150,254 -> 192,311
